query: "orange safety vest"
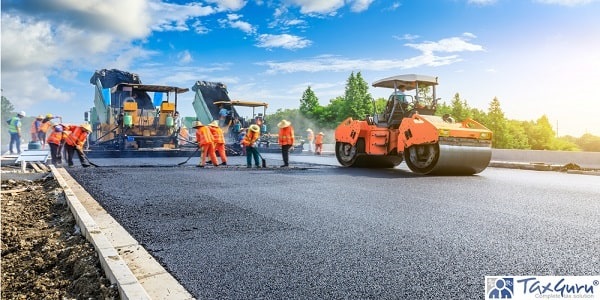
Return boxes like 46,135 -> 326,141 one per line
179,127 -> 189,145
65,126 -> 89,148
47,130 -> 64,145
195,126 -> 214,146
242,131 -> 260,146
30,120 -> 40,134
39,120 -> 53,133
278,126 -> 295,146
315,134 -> 323,144
209,126 -> 225,144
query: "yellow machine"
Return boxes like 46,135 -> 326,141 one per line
88,69 -> 190,157
334,74 -> 493,175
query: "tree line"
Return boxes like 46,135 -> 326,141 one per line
264,72 -> 600,152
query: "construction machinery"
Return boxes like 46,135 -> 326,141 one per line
191,81 -> 303,154
334,74 -> 492,175
86,69 -> 191,157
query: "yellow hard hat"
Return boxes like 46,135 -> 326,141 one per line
81,123 -> 92,132
192,121 -> 203,128
46,113 -> 53,118
249,124 -> 260,133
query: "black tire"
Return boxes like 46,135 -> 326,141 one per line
404,144 -> 440,174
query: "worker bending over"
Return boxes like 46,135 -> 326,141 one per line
63,123 -> 92,167
193,121 -> 218,168
208,120 -> 227,166
242,125 -> 261,168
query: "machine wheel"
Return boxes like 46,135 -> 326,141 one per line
336,142 -> 359,167
404,144 -> 440,174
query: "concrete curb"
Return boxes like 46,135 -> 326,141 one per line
51,165 -> 194,299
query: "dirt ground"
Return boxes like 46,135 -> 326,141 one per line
1,172 -> 120,299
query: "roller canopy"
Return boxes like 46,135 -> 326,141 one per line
372,74 -> 438,90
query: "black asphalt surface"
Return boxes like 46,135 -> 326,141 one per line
67,157 -> 600,299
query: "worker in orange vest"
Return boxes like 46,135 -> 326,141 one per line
277,119 -> 295,167
242,124 -> 261,168
63,123 -> 92,167
193,121 -> 218,168
208,120 -> 227,166
179,125 -> 189,145
38,113 -> 61,149
30,115 -> 43,142
46,125 -> 66,165
315,132 -> 324,155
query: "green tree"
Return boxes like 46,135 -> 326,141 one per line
344,72 -> 372,120
486,97 -> 510,148
449,93 -> 472,121
505,120 -> 530,149
576,133 -> 600,152
524,115 -> 556,150
1,96 -> 16,147
299,86 -> 320,118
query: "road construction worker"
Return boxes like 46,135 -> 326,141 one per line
193,121 -> 218,168
208,120 -> 227,166
277,119 -> 295,167
242,124 -> 261,168
38,113 -> 61,149
179,125 -> 189,145
7,111 -> 26,154
315,132 -> 324,155
30,115 -> 43,142
64,123 -> 92,167
47,125 -> 66,166
306,128 -> 314,152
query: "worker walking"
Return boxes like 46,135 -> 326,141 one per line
47,125 -> 66,166
306,128 -> 314,152
242,124 -> 261,168
64,123 -> 92,167
315,132 -> 324,155
193,121 -> 218,168
7,111 -> 26,154
277,119 -> 295,167
208,120 -> 228,166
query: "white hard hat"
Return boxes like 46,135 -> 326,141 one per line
18,111 -> 26,117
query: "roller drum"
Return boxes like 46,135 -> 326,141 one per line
405,142 -> 491,175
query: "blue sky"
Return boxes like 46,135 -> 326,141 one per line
2,0 -> 599,136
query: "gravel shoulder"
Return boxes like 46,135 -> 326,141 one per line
1,170 -> 119,299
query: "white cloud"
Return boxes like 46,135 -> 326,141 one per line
258,33 -> 483,73
258,53 -> 462,74
256,34 -> 312,50
393,34 -> 420,41
534,0 -> 596,5
467,0 -> 497,5
206,0 -> 248,11
288,0 -> 345,14
349,0 -> 375,12
219,14 -> 256,34
405,34 -> 484,53
178,50 -> 193,64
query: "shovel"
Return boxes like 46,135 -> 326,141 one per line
177,148 -> 200,166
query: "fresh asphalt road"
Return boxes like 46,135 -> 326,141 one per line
67,154 -> 600,299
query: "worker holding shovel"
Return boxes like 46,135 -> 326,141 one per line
63,123 -> 92,168
242,124 -> 261,168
